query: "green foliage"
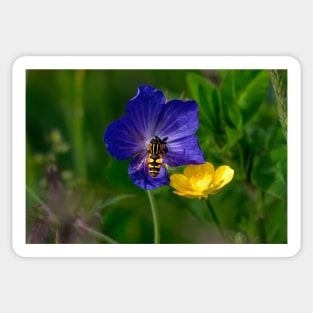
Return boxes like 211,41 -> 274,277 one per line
26,69 -> 287,244
186,69 -> 286,243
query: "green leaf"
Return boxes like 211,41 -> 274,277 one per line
187,73 -> 214,101
221,126 -> 243,153
246,126 -> 267,153
91,194 -> 135,213
26,185 -> 48,207
219,71 -> 243,130
267,176 -> 287,200
237,70 -> 270,124
251,155 -> 276,191
220,71 -> 236,106
211,89 -> 222,131
233,70 -> 262,94
251,145 -> 287,199
270,145 -> 287,164
267,120 -> 286,150
198,84 -> 216,132
267,146 -> 287,199
220,70 -> 270,126
225,103 -> 243,129
186,73 -> 219,133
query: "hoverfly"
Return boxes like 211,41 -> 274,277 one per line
147,135 -> 168,178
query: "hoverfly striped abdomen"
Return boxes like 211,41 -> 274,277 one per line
147,136 -> 168,178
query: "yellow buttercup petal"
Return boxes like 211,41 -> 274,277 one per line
173,190 -> 205,200
211,165 -> 234,192
170,162 -> 234,199
170,173 -> 205,199
190,172 -> 213,192
184,162 -> 214,179
170,173 -> 193,193
183,163 -> 201,178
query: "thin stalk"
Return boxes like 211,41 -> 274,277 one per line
26,139 -> 36,189
270,70 -> 287,141
236,141 -> 245,179
206,198 -> 228,242
73,70 -> 87,180
147,190 -> 160,244
26,185 -> 48,208
26,186 -> 59,225
85,226 -> 118,244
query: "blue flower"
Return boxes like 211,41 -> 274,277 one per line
104,85 -> 205,190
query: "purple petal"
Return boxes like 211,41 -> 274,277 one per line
164,135 -> 205,166
128,153 -> 170,190
104,116 -> 145,160
156,100 -> 199,141
126,85 -> 166,138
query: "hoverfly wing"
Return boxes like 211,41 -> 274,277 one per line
128,153 -> 148,181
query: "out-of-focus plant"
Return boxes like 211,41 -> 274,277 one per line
27,162 -> 133,244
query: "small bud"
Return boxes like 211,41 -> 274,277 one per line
234,232 -> 247,244
50,129 -> 62,144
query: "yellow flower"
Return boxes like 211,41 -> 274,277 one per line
170,162 -> 234,200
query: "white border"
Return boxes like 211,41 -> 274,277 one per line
12,56 -> 301,258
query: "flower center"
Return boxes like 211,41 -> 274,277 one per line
190,173 -> 212,192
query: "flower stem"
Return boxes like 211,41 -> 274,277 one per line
147,190 -> 160,244
206,199 -> 228,242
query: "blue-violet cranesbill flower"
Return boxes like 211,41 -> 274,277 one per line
104,85 -> 205,190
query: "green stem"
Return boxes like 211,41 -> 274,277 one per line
85,226 -> 118,244
236,141 -> 245,179
147,190 -> 160,244
73,70 -> 87,180
26,185 -> 48,208
206,199 -> 228,242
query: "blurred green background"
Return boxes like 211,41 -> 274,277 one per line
26,69 -> 287,244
